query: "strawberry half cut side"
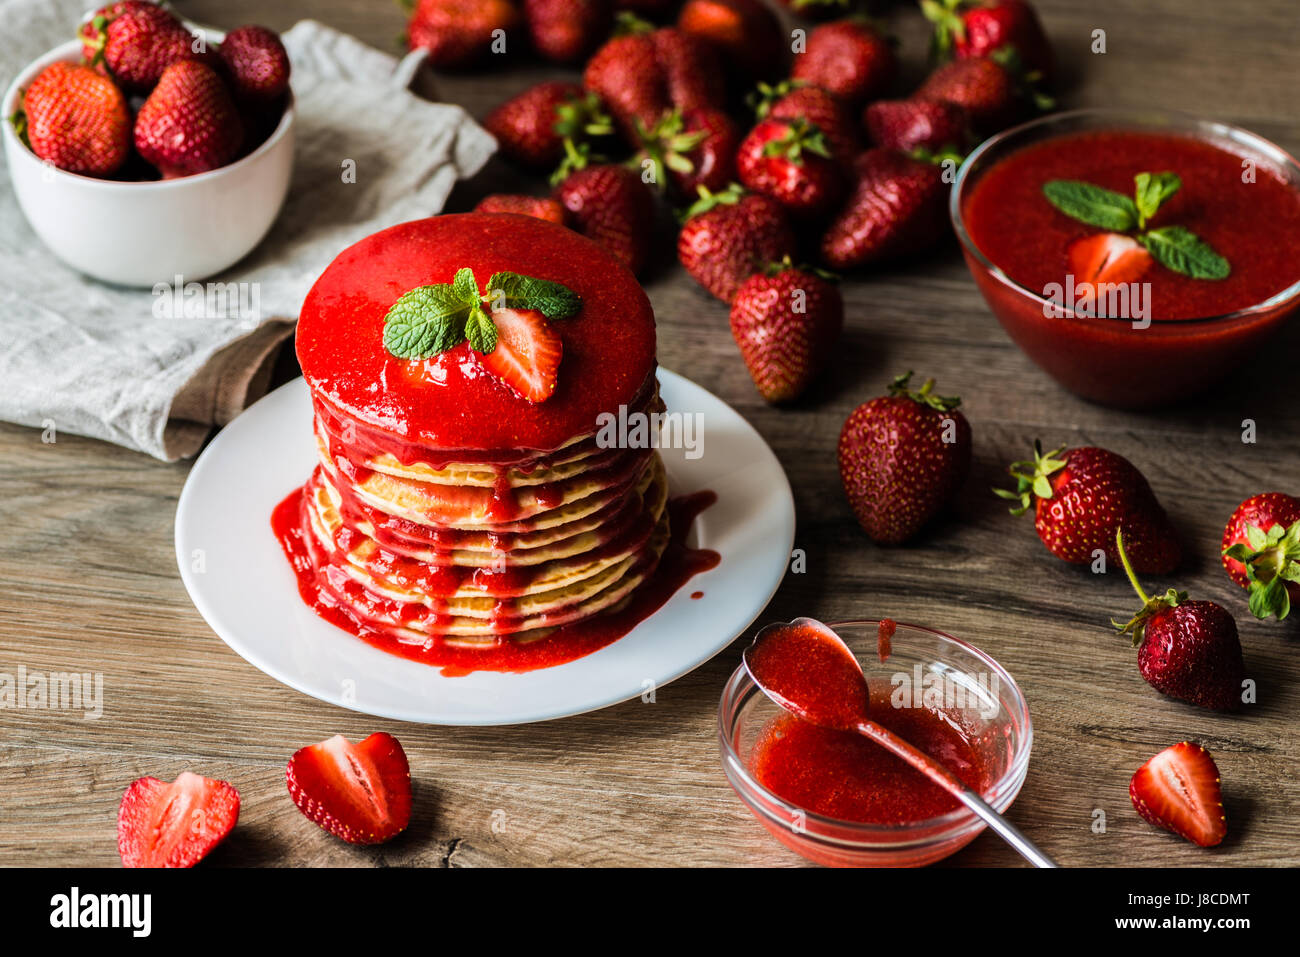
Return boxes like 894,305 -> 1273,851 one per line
117,771 -> 240,868
477,307 -> 564,403
286,732 -> 412,845
1129,742 -> 1227,848
1067,232 -> 1153,315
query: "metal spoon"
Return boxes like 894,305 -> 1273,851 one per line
743,617 -> 1057,868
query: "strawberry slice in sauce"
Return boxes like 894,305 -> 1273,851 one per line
1129,741 -> 1227,848
286,732 -> 412,845
1068,232 -> 1153,286
478,307 -> 563,403
117,772 -> 241,867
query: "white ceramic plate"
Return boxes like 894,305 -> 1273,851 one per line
175,370 -> 796,725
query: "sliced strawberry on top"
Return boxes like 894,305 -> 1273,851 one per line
117,771 -> 240,868
477,307 -> 563,403
286,732 -> 412,845
1129,741 -> 1226,848
1068,232 -> 1153,286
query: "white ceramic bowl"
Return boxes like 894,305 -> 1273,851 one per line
3,39 -> 295,287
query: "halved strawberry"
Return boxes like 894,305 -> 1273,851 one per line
1068,232 -> 1152,286
286,732 -> 412,845
117,771 -> 240,867
1129,742 -> 1226,848
478,307 -> 564,403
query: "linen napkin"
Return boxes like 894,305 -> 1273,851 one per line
0,0 -> 496,460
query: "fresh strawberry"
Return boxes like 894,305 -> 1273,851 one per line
820,148 -> 948,269
677,0 -> 785,83
1066,232 -> 1153,315
915,53 -> 1024,135
584,20 -> 723,144
476,308 -> 565,402
737,116 -> 845,217
134,60 -> 243,177
16,61 -> 130,176
117,772 -> 240,867
730,260 -> 843,402
839,373 -> 972,544
1130,742 -> 1227,847
1221,493 -> 1300,620
524,0 -> 614,62
552,156 -> 656,274
995,441 -> 1181,573
636,106 -> 737,196
864,97 -> 972,154
678,184 -> 796,301
83,0 -> 215,93
1112,532 -> 1244,712
791,19 -> 896,107
753,81 -> 859,171
923,0 -> 1054,84
217,25 -> 290,102
475,194 -> 568,225
484,82 -> 608,168
407,0 -> 522,69
286,732 -> 412,845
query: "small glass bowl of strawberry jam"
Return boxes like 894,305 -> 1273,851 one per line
718,620 -> 1032,867
953,109 -> 1300,408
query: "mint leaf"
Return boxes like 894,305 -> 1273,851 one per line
465,304 -> 498,354
1139,226 -> 1230,280
486,271 -> 582,320
1042,180 -> 1138,231
1133,171 -> 1181,228
382,284 -> 475,359
451,267 -> 479,304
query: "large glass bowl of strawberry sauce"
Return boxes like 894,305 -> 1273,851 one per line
952,109 -> 1300,408
718,620 -> 1033,867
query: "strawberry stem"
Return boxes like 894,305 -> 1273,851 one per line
1115,529 -> 1151,606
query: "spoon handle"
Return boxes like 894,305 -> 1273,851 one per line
855,718 -> 1057,869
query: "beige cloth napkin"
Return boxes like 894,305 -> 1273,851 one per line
0,1 -> 496,459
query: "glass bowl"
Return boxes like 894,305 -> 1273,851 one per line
718,620 -> 1033,867
951,108 -> 1300,408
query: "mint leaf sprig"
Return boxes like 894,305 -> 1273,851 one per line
382,268 -> 580,361
1042,172 -> 1230,280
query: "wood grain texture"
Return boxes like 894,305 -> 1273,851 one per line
2,0 -> 1298,867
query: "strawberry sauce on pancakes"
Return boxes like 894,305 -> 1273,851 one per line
274,213 -> 718,675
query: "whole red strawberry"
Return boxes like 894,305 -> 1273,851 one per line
636,107 -> 737,196
287,733 -> 412,845
791,19 -> 896,107
407,0 -> 522,68
584,21 -> 723,144
17,61 -> 130,176
821,148 -> 949,269
923,0 -> 1054,84
1221,492 -> 1300,620
524,0 -> 614,62
1113,531 -> 1243,712
484,82 -> 608,168
553,158 -> 656,274
678,184 -> 796,301
753,81 -> 859,171
135,60 -> 244,178
475,193 -> 569,225
737,116 -> 845,217
864,97 -> 972,154
730,260 -> 843,402
915,53 -> 1026,135
677,0 -> 785,83
838,372 -> 972,544
996,441 -> 1180,573
1130,742 -> 1227,848
83,0 -> 215,93
118,772 -> 240,867
217,25 -> 290,102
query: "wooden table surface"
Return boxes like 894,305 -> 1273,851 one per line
2,0 -> 1298,868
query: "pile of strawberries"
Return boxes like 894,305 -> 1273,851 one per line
13,1 -> 290,180
411,0 -> 1053,402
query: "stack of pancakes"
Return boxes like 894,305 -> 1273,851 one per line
286,213 -> 665,649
